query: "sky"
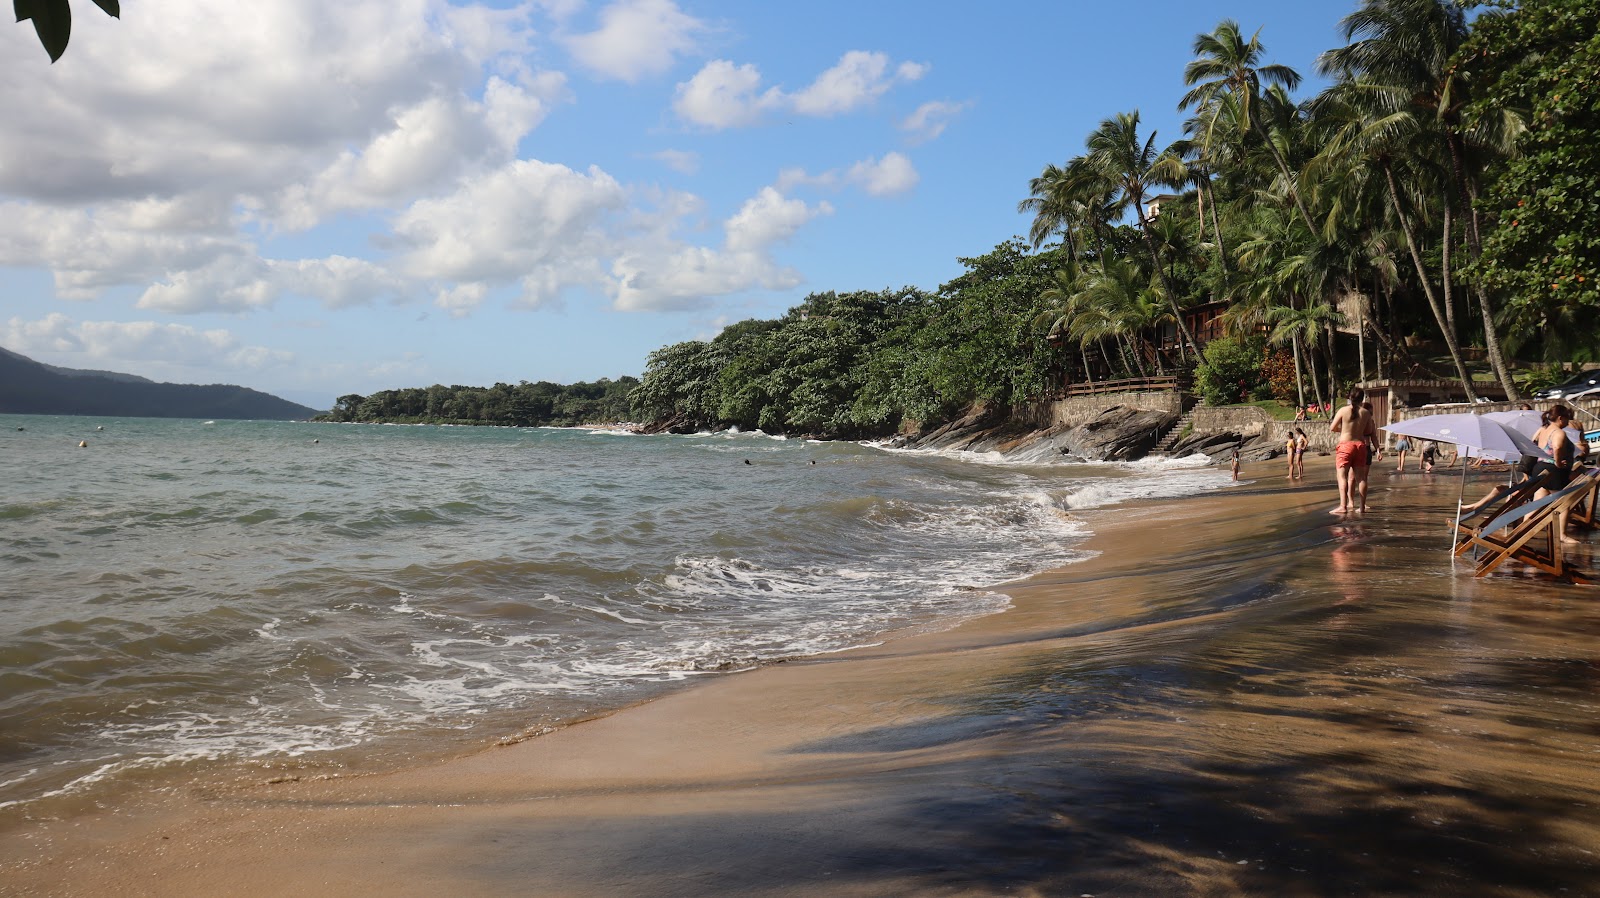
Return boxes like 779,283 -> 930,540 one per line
0,0 -> 1355,410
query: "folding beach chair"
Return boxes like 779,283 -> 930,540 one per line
1570,466 -> 1600,529
1472,469 -> 1599,579
1453,469 -> 1551,557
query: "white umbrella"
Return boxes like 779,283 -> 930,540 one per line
1381,413 -> 1548,553
1480,411 -> 1583,462
1383,413 -> 1546,459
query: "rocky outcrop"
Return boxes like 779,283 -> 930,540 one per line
898,404 -> 1178,462
636,414 -> 704,435
1166,429 -> 1284,463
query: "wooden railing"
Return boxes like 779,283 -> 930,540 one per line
1058,375 -> 1185,397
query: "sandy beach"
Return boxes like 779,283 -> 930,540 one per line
6,455 -> 1600,897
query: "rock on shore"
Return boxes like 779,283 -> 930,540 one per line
894,404 -> 1180,462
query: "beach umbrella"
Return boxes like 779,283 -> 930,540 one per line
1480,411 -> 1586,462
1382,413 -> 1548,554
1383,413 -> 1546,460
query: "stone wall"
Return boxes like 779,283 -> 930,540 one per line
1263,420 -> 1337,452
1188,405 -> 1272,436
1048,390 -> 1186,429
1390,396 -> 1600,425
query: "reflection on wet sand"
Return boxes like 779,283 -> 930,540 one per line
4,462 -> 1600,897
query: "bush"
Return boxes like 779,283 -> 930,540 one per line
1259,348 -> 1299,401
1195,336 -> 1267,406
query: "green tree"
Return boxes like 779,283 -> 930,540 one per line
1319,0 -> 1519,396
1079,111 -> 1199,359
1182,20 -> 1319,233
1465,0 -> 1600,362
1194,335 -> 1268,405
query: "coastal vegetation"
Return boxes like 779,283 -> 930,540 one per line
320,378 -> 638,427
342,0 -> 1598,437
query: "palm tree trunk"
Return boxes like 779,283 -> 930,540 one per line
1445,132 -> 1519,399
1135,199 -> 1198,361
1442,199 -> 1456,340
1381,161 -> 1477,401
1291,334 -> 1306,409
1206,181 -> 1231,277
1253,119 -> 1319,236
1305,331 -> 1326,412
1122,334 -> 1147,378
1325,318 -> 1338,404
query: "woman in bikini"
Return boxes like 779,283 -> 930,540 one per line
1536,405 -> 1580,545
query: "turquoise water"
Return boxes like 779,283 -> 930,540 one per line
0,414 -> 1230,816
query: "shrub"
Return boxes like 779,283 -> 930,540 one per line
1260,348 -> 1299,401
1195,336 -> 1267,406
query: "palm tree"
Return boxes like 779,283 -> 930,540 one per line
1318,0 -> 1518,397
1314,84 -> 1479,400
1266,301 -> 1345,410
1079,110 -> 1199,360
1228,204 -> 1321,409
1182,20 -> 1320,235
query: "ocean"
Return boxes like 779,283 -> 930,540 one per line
0,414 -> 1232,817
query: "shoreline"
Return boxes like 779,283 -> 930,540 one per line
6,456 -> 1600,895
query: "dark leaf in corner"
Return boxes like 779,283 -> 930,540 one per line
90,0 -> 118,17
16,0 -> 70,62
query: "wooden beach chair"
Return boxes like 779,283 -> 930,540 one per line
1453,470 -> 1551,557
1570,466 -> 1600,529
1472,470 -> 1599,579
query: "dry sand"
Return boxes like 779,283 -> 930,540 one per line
5,457 -> 1600,897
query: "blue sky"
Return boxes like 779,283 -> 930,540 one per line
0,0 -> 1352,410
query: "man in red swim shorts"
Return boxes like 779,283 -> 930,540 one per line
1329,387 -> 1377,514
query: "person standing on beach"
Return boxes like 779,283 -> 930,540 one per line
1329,387 -> 1377,514
1392,434 -> 1412,473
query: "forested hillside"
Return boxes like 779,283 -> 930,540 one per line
0,349 -> 317,420
631,0 -> 1600,433
321,378 -> 638,427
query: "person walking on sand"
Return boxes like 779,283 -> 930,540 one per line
1330,387 -> 1377,514
1392,434 -> 1412,473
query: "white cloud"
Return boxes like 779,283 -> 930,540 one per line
0,2 -> 833,324
900,99 -> 970,144
847,152 -> 919,197
435,283 -> 489,318
609,187 -> 831,312
725,187 -> 830,253
564,0 -> 705,83
650,149 -> 700,175
776,153 -> 920,199
392,159 -> 628,295
672,60 -> 783,129
789,51 -> 927,117
673,50 -> 928,129
3,313 -> 295,375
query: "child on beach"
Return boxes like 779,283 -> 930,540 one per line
1421,441 -> 1438,473
1232,445 -> 1241,481
1392,435 -> 1412,473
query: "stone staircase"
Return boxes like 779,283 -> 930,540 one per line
1149,409 -> 1197,455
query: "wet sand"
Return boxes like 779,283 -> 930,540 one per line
6,457 -> 1600,897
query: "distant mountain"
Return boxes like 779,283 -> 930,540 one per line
0,348 -> 318,420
